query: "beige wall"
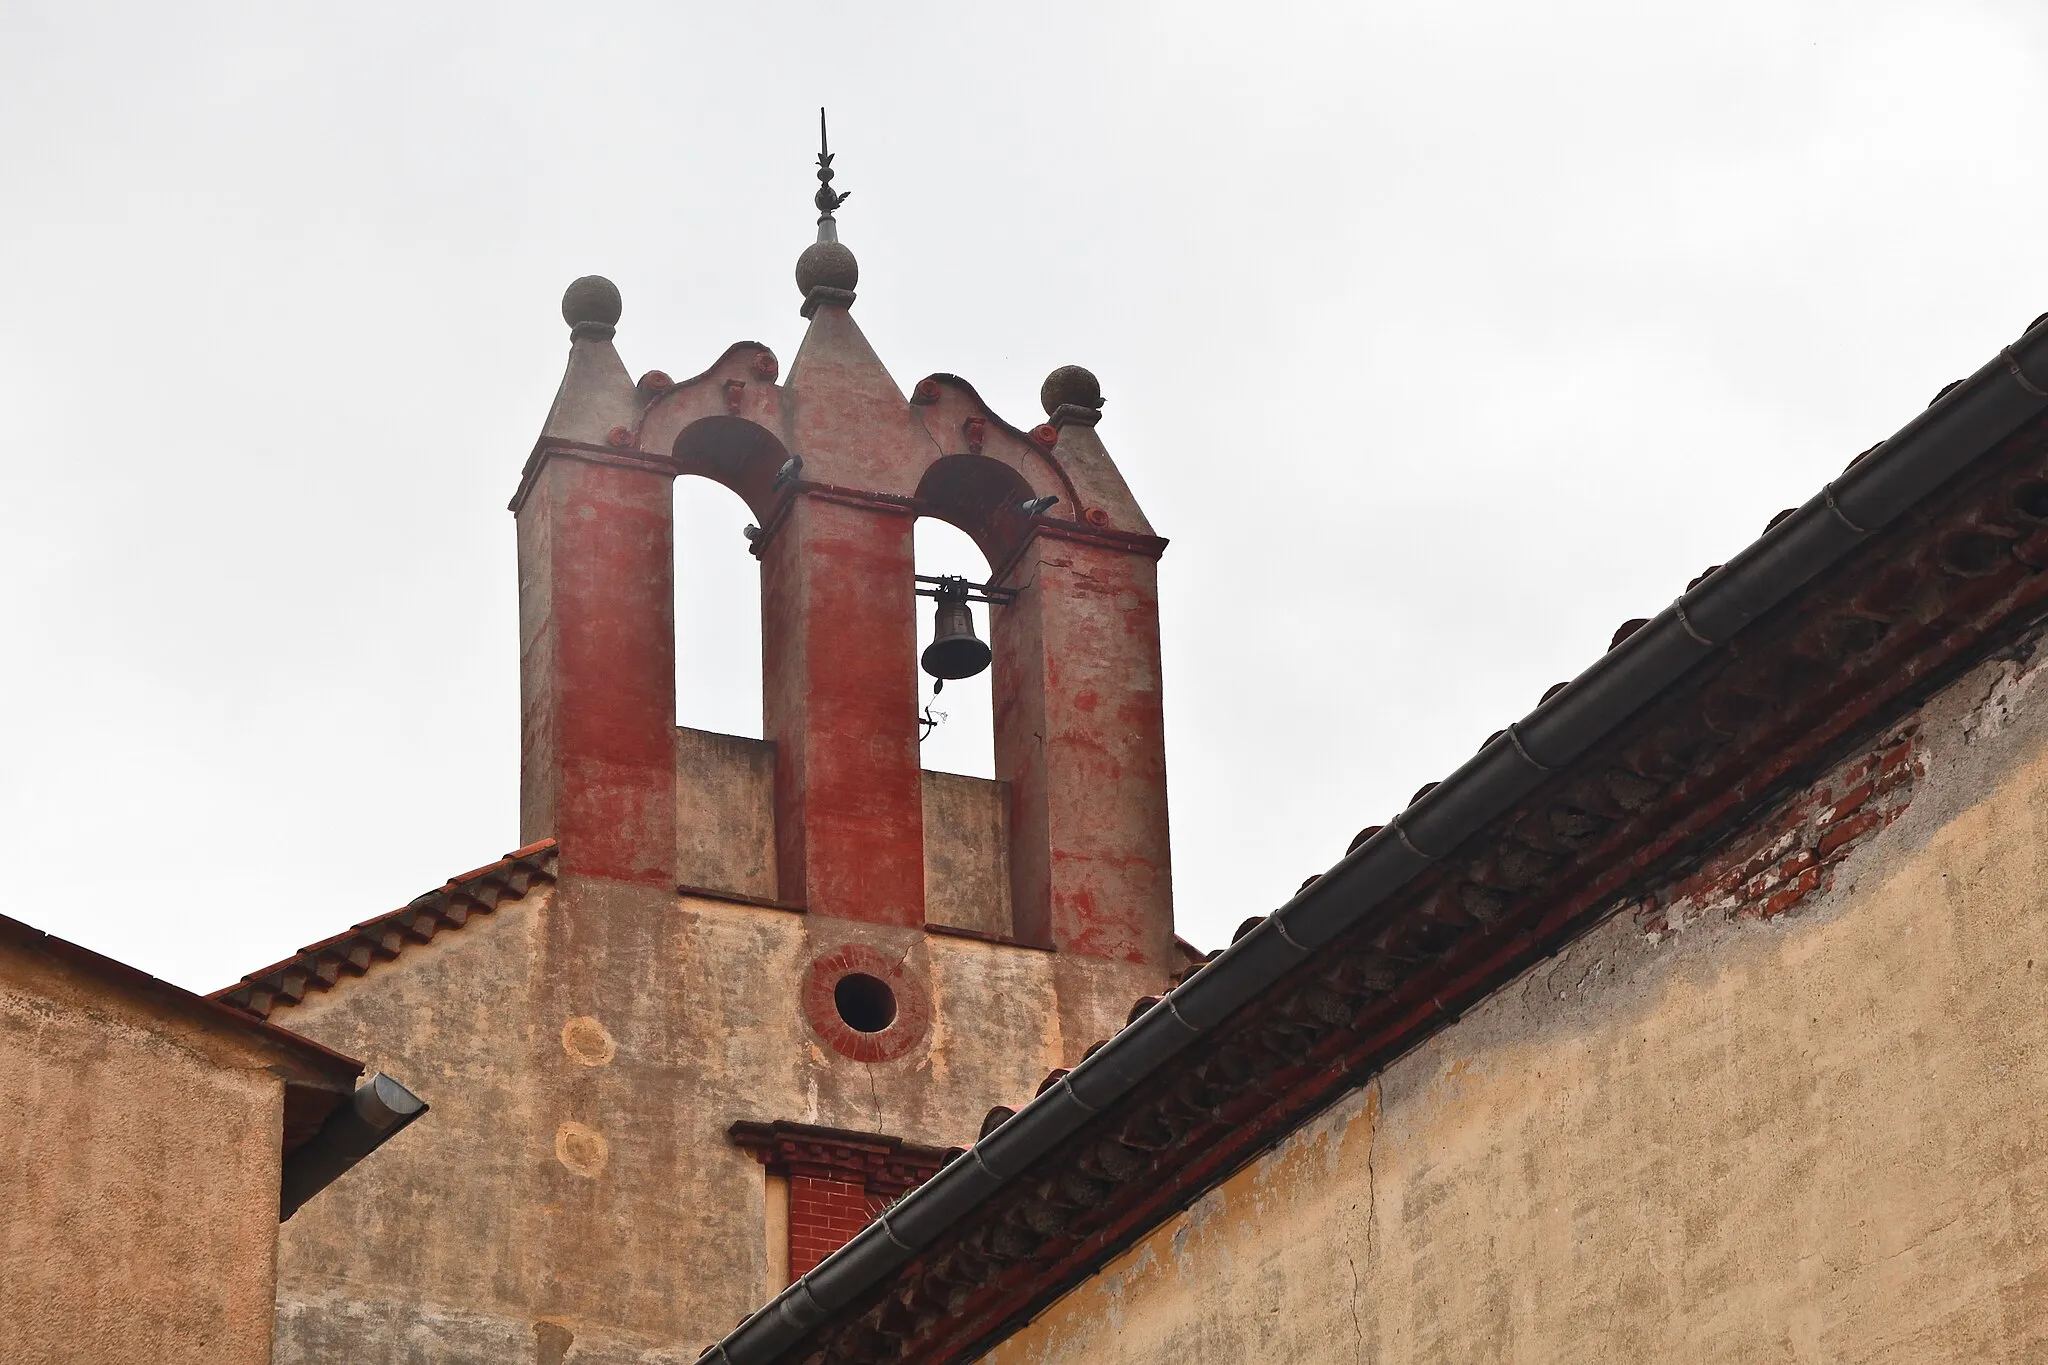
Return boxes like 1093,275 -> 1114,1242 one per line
984,645 -> 2048,1364
272,879 -> 1159,1364
674,723 -> 1018,941
923,769 -> 1011,938
676,726 -> 779,900
0,949 -> 292,1365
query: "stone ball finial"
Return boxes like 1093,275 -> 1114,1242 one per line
561,275 -> 623,332
1039,365 -> 1103,417
796,241 -> 859,297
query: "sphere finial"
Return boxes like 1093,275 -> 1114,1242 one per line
1040,365 -> 1103,418
796,242 -> 859,298
561,276 -> 622,338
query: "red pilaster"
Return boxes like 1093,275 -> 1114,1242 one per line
995,533 -> 1173,966
760,491 -> 924,925
516,447 -> 678,886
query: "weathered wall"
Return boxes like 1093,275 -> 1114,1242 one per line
984,644 -> 2048,1364
272,880 -> 1159,1364
677,726 -> 779,899
923,769 -> 1011,938
1,948 -> 290,1365
672,728 -> 1014,934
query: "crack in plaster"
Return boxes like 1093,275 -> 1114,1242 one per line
1347,1077 -> 1380,1365
1344,1250 -> 1365,1365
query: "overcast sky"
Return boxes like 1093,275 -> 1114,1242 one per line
4,1 -> 2045,991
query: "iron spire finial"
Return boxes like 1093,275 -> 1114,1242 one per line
813,106 -> 850,242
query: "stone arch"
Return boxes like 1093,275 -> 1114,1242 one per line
672,415 -> 791,521
914,454 -> 1042,569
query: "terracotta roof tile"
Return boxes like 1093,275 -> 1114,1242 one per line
210,840 -> 556,1020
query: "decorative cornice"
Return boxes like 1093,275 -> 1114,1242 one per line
990,520 -> 1170,583
746,479 -> 921,555
729,1120 -> 955,1200
508,440 -> 679,514
677,882 -> 804,914
922,922 -> 1056,952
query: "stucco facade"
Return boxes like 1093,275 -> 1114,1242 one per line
981,641 -> 2048,1364
269,875 -> 1157,1362
1,921 -> 362,1365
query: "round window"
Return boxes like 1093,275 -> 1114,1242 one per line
833,973 -> 898,1033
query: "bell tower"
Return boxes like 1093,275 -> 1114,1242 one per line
513,122 -> 1175,965
265,124 -> 1183,1365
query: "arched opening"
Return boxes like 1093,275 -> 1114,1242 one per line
665,416 -> 787,904
673,474 -> 763,738
913,516 -> 996,780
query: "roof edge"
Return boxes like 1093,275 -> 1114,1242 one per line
211,840 -> 558,1020
709,312 -> 2048,1364
0,913 -> 364,1088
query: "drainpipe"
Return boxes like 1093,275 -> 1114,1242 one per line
280,1073 -> 428,1220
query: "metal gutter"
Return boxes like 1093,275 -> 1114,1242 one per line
707,314 -> 2048,1365
279,1072 -> 428,1220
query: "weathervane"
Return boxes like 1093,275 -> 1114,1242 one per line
814,107 -> 849,242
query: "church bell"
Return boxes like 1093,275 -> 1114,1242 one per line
920,579 -> 992,683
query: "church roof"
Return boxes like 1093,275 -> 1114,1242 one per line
210,840 -> 557,1021
707,314 -> 2048,1365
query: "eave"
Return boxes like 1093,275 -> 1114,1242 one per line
710,315 -> 2048,1364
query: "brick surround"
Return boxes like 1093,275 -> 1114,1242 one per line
728,1121 -> 955,1280
801,944 -> 931,1063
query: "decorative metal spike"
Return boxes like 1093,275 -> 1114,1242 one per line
814,106 -> 851,219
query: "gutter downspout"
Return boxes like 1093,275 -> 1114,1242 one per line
280,1073 -> 428,1220
706,314 -> 2048,1365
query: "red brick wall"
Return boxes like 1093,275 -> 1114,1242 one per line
788,1172 -> 882,1278
1634,725 -> 1921,937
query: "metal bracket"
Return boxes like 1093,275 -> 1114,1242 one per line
914,573 -> 1018,606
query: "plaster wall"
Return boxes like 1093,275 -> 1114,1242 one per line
983,645 -> 2048,1365
676,726 -> 778,899
1,948 -> 289,1365
923,769 -> 1012,938
673,726 -> 1015,941
271,880 -> 1158,1364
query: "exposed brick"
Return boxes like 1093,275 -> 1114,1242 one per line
1643,727 -> 1916,932
1762,868 -> 1822,918
1817,811 -> 1885,861
1821,783 -> 1873,824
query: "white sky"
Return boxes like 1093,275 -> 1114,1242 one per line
3,1 -> 2044,991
